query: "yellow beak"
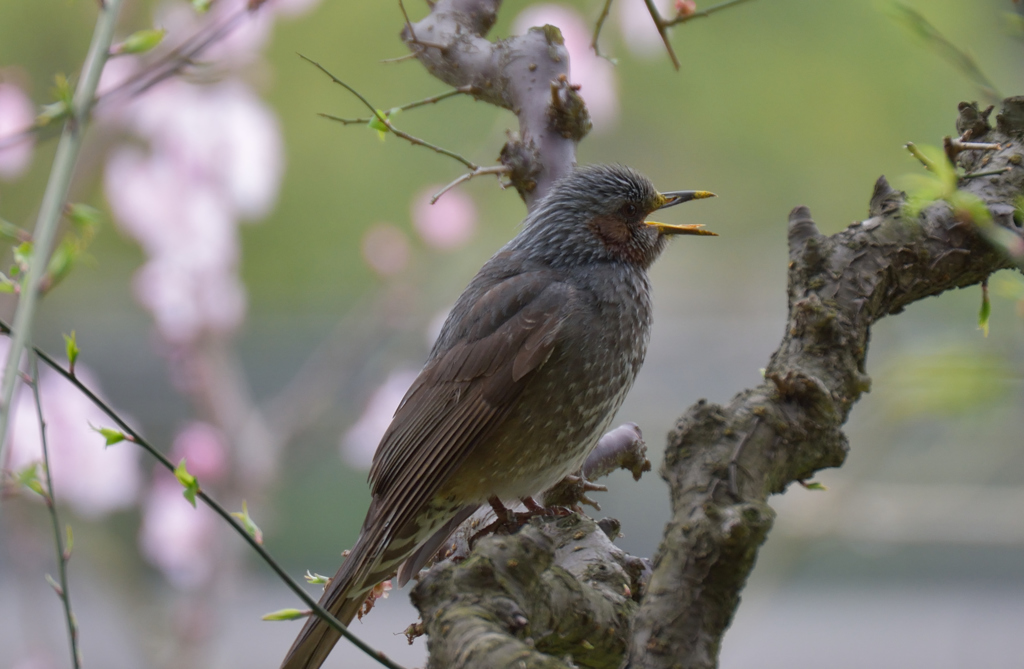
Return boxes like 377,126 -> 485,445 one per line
646,190 -> 718,236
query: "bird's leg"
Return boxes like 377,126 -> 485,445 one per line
469,497 -> 518,547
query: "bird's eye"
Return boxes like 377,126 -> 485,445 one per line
623,203 -> 638,217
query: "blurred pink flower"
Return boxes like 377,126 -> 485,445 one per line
411,187 -> 478,250
341,369 -> 418,469
104,78 -> 281,343
0,82 -> 35,180
171,422 -> 228,482
361,223 -> 411,277
139,472 -> 218,589
512,4 -> 619,131
618,0 -> 672,58
5,350 -> 141,519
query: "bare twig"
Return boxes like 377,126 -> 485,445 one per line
380,52 -> 418,64
29,355 -> 81,669
591,0 -> 617,62
430,165 -> 509,203
0,321 -> 406,669
641,0 -> 758,70
303,55 -> 479,170
665,0 -> 758,25
318,85 -> 475,124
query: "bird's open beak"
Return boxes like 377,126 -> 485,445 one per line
646,190 -> 718,236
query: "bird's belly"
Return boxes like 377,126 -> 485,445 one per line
437,349 -> 635,504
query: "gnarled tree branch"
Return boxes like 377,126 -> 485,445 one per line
402,0 -> 591,208
409,97 -> 1024,669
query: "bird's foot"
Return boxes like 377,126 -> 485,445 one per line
469,496 -> 572,547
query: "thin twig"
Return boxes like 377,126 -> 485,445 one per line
380,52 -> 418,64
961,167 -> 1012,180
30,355 -> 81,669
398,0 -> 417,42
318,86 -> 475,125
302,55 -> 479,170
641,0 -> 758,70
643,0 -> 679,70
665,0 -> 757,26
431,165 -> 510,203
0,322 -> 406,669
590,0 -> 616,62
0,0 -> 125,480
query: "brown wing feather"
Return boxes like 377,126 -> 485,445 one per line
365,271 -> 576,552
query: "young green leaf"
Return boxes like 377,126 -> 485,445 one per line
91,424 -> 126,446
65,203 -> 103,236
174,458 -> 199,508
262,608 -> 310,621
45,573 -> 64,598
114,28 -> 166,55
978,281 -> 991,337
64,331 -> 79,372
367,108 -> 398,141
192,0 -> 213,12
230,500 -> 264,545
304,571 -> 331,585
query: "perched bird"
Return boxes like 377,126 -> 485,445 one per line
280,164 -> 715,669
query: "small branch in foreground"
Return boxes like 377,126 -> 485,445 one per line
29,355 -> 81,669
0,322 -> 406,669
0,0 -> 125,482
302,55 -> 479,171
431,165 -> 510,204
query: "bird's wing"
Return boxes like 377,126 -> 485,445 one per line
365,270 -> 577,549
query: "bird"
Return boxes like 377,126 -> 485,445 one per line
280,164 -> 715,669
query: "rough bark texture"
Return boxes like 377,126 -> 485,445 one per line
410,96 -> 1024,669
403,0 -> 589,208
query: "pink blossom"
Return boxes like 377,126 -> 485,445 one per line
5,348 -> 141,519
138,472 -> 218,589
411,187 -> 478,250
171,422 -> 228,482
341,369 -> 418,469
0,82 -> 35,180
512,5 -> 619,131
362,223 -> 412,277
103,78 -> 281,343
618,0 -> 673,58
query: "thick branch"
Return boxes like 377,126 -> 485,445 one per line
410,98 -> 1024,669
626,97 -> 1024,668
403,0 -> 590,208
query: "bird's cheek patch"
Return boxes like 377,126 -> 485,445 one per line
588,214 -> 630,248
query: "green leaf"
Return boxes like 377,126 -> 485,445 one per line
261,608 -> 310,621
44,239 -> 78,292
978,284 -> 991,338
304,571 -> 330,585
91,424 -> 126,446
15,463 -> 47,498
230,500 -> 264,545
115,28 -> 166,55
66,203 -> 102,236
367,108 -> 397,141
191,0 -> 213,12
174,458 -> 199,508
801,481 -> 827,491
0,275 -> 16,293
64,331 -> 79,369
0,217 -> 30,243
13,241 -> 33,272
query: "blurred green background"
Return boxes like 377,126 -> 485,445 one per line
1,0 -> 1023,667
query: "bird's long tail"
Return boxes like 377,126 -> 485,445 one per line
279,530 -> 398,669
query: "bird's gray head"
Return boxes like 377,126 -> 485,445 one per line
515,164 -> 716,270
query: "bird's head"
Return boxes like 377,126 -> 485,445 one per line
520,164 -> 716,270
